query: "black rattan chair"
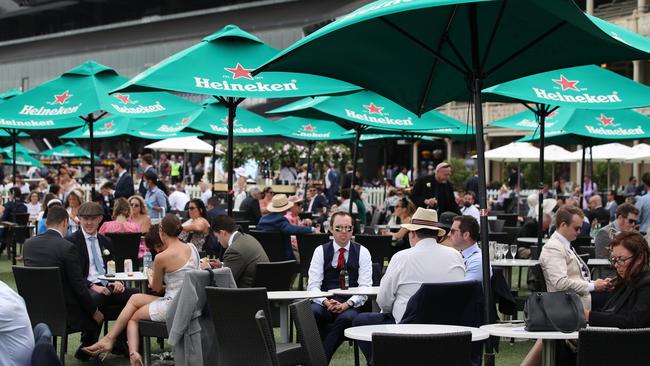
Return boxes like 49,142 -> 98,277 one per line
205,287 -> 303,366
528,264 -> 548,292
13,266 -> 78,365
104,232 -> 142,272
253,260 -> 297,291
372,332 -> 472,366
496,213 -> 518,227
354,234 -> 392,268
139,320 -> 168,366
577,328 -> 650,366
250,230 -> 287,262
255,310 -> 281,366
488,219 -> 505,233
296,233 -> 329,290
290,300 -> 327,366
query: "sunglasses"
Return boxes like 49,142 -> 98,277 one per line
333,225 -> 353,233
130,203 -> 140,207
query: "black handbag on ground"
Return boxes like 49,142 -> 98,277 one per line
524,291 -> 586,333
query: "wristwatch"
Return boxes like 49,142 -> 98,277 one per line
346,300 -> 354,308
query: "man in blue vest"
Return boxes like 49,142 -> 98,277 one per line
307,211 -> 373,362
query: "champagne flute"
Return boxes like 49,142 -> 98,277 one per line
510,244 -> 517,260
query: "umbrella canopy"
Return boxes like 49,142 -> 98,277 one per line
544,145 -> 574,163
277,117 -> 351,141
1,143 -> 36,155
568,143 -> 634,162
483,64 -> 650,109
268,90 -> 457,132
144,136 -> 220,154
61,113 -> 200,140
0,130 -> 28,138
183,98 -> 287,137
483,142 -> 540,162
626,143 -> 650,162
0,152 -> 43,167
516,108 -> 650,145
40,142 -> 91,158
113,25 -> 360,213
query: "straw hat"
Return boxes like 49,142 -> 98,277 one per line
267,194 -> 294,213
401,207 -> 446,236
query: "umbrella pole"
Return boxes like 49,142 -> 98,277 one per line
303,142 -> 313,207
11,129 -> 17,185
517,159 -> 521,217
225,98 -> 240,216
607,159 -> 611,191
383,141 -> 388,203
581,144 -> 586,206
589,146 -> 594,193
469,7 -> 494,365
349,129 -> 361,214
87,114 -> 96,197
211,137 -> 217,198
537,105 -> 547,249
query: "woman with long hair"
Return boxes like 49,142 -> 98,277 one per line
389,197 -> 417,242
99,197 -> 141,235
128,195 -> 151,258
179,198 -> 210,251
65,189 -> 82,232
83,215 -> 200,365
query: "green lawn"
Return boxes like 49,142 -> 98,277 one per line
2,255 -> 532,365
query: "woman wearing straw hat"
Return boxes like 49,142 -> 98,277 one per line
256,194 -> 318,261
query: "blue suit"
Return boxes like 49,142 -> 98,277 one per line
114,172 -> 134,199
256,212 -> 313,260
308,194 -> 329,213
326,170 -> 340,204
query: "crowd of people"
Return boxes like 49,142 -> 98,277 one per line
2,155 -> 650,365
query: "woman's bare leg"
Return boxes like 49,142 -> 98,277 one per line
521,339 -> 543,366
126,303 -> 152,359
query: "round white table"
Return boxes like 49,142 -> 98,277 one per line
346,324 -> 489,366
267,291 -> 332,343
331,286 -> 381,311
480,323 -> 578,366
99,272 -> 149,292
491,259 -> 539,288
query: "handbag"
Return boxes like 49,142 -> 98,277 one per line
524,291 -> 586,333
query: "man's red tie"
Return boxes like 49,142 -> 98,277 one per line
337,247 -> 346,270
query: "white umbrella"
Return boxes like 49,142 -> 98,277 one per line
626,143 -> 650,163
481,142 -> 540,162
569,143 -> 634,189
145,136 -> 221,154
543,145 -> 574,163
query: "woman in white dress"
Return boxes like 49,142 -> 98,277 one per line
82,215 -> 200,365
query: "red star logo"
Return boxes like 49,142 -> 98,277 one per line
221,117 -> 238,126
62,149 -> 69,154
302,124 -> 316,131
363,102 -> 384,115
180,117 -> 190,125
51,90 -> 73,105
552,75 -> 580,91
597,113 -> 615,127
113,93 -> 134,104
17,157 -> 24,162
224,63 -> 254,80
103,121 -> 114,130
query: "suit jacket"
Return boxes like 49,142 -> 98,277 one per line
590,271 -> 650,328
539,232 -> 592,310
239,197 -> 261,225
256,212 -> 313,260
411,175 -> 460,214
23,229 -> 97,320
66,229 -> 115,287
222,232 -> 269,288
115,172 -> 135,199
308,194 -> 329,213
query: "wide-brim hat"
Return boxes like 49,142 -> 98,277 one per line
436,211 -> 458,232
267,194 -> 293,213
78,202 -> 104,217
401,207 -> 446,236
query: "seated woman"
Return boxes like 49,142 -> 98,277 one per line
388,197 -> 417,242
587,231 -> 650,327
25,191 -> 41,223
129,195 -> 151,258
179,199 -> 210,252
99,197 -> 141,235
82,215 -> 200,365
64,189 -> 83,233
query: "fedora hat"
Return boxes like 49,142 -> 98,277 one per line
401,207 -> 446,236
267,194 -> 294,213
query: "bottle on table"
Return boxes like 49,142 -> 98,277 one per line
143,250 -> 153,274
339,263 -> 349,290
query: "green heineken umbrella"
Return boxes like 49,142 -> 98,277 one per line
1,143 -> 36,155
0,61 -> 198,193
40,141 -> 91,159
256,1 -> 650,347
113,24 -> 361,214
1,152 -> 43,167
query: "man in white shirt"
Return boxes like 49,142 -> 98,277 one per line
352,208 -> 465,364
168,182 -> 190,212
307,211 -> 372,362
460,191 -> 480,223
0,280 -> 34,366
13,175 -> 31,195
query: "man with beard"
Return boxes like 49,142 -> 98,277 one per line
460,191 -> 480,222
411,162 -> 460,215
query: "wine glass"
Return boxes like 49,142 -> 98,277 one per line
373,226 -> 379,235
359,224 -> 365,234
322,221 -> 330,234
510,244 -> 517,260
499,244 -> 507,260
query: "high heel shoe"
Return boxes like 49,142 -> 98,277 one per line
130,352 -> 144,366
81,336 -> 114,358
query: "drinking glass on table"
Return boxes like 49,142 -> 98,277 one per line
359,224 -> 365,234
373,226 -> 379,235
510,244 -> 517,260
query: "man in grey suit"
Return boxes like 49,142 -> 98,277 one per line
201,215 -> 269,288
23,206 -> 104,361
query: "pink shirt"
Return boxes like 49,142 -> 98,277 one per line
99,221 -> 141,235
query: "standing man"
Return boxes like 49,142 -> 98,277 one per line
202,215 -> 269,288
460,191 -> 480,223
394,167 -> 410,189
635,172 -> 650,233
325,162 -> 340,205
170,154 -> 182,184
23,207 -> 103,361
308,211 -> 372,362
168,182 -> 190,213
450,215 -> 490,282
144,171 -> 168,220
138,153 -> 156,197
605,190 -> 619,222
113,158 -> 134,199
352,208 -> 464,364
411,162 -> 460,214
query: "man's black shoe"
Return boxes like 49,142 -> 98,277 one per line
74,347 -> 92,362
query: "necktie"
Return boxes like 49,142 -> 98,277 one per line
571,246 -> 591,281
337,247 -> 346,270
89,236 -> 107,285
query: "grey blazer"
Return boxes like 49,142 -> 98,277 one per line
223,232 -> 269,288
